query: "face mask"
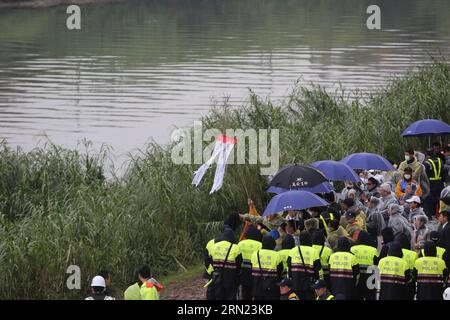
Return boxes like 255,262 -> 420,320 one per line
405,155 -> 411,161
404,174 -> 411,180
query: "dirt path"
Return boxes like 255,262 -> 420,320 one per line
160,275 -> 206,300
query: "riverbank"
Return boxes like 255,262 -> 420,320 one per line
0,58 -> 449,299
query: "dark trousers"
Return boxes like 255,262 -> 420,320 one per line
424,189 -> 443,218
240,285 -> 253,300
357,275 -> 376,300
206,283 -> 216,300
215,286 -> 237,300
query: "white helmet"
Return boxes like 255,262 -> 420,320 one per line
443,287 -> 450,300
91,275 -> 106,288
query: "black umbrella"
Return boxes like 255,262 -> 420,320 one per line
269,163 -> 329,189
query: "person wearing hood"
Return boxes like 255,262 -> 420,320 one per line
379,183 -> 399,221
440,186 -> 450,214
413,241 -> 448,300
396,167 -> 423,202
328,237 -> 359,300
387,203 -> 413,241
326,219 -> 351,252
340,198 -> 367,231
421,231 -> 446,260
366,177 -> 380,198
312,230 -> 333,288
348,189 -> 368,214
304,217 -> 320,234
237,225 -> 262,300
251,234 -> 283,300
412,215 -> 430,252
204,224 -> 232,300
278,234 -> 295,275
379,227 -> 395,260
208,229 -> 242,300
405,196 -> 426,223
365,196 -> 386,243
395,233 -> 418,300
287,231 -> 322,300
350,231 -> 379,300
378,241 -> 410,300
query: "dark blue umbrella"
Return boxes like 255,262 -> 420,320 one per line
269,163 -> 329,189
267,182 -> 334,194
311,160 -> 361,183
262,190 -> 329,217
401,119 -> 450,137
340,152 -> 395,171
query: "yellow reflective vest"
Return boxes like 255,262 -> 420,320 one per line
238,239 -> 262,269
313,244 -> 332,275
421,246 -> 446,260
414,256 -> 446,284
350,245 -> 378,274
378,256 -> 408,285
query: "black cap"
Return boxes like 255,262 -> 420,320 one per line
346,211 -> 357,219
312,279 -> 327,289
277,278 -> 293,288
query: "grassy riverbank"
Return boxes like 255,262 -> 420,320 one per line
0,58 -> 449,299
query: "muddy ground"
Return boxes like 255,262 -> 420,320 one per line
160,276 -> 206,300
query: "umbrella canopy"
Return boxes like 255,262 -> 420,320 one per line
401,119 -> 450,137
262,190 -> 329,217
311,160 -> 361,183
269,163 -> 329,189
340,152 -> 395,171
267,182 -> 334,194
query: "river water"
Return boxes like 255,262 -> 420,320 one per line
0,0 -> 449,164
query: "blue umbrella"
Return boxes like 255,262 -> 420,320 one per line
267,182 -> 334,194
311,160 -> 361,183
340,152 -> 395,171
401,119 -> 450,137
262,190 -> 329,217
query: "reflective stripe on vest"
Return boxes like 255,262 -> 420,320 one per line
414,256 -> 446,284
251,249 -> 280,277
211,241 -> 239,270
329,252 -> 356,278
427,158 -> 442,180
238,239 -> 262,268
289,246 -> 318,274
378,256 -> 407,285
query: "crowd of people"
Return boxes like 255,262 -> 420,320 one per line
204,143 -> 450,300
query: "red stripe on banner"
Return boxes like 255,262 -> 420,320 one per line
216,135 -> 237,144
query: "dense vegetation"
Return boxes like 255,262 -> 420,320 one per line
0,58 -> 449,299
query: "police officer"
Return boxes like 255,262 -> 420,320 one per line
350,231 -> 378,300
329,237 -> 359,300
421,231 -> 446,260
278,278 -> 299,300
237,225 -> 262,300
312,230 -> 333,289
395,233 -> 418,300
424,149 -> 446,218
287,231 -> 322,300
278,234 -> 296,277
313,279 -> 335,300
251,234 -> 283,300
413,241 -> 448,300
378,241 -> 411,300
208,229 -> 242,300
